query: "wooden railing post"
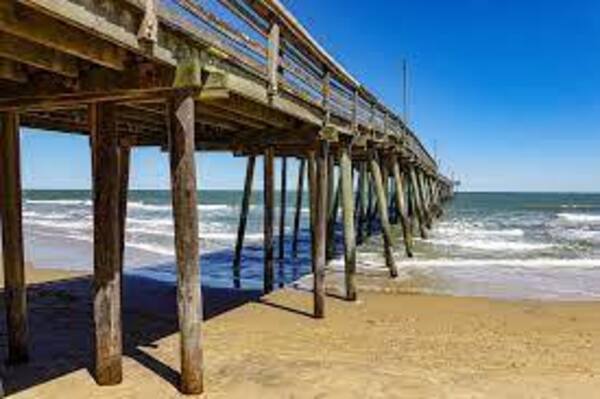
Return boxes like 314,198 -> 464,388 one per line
322,71 -> 331,125
267,23 -> 280,98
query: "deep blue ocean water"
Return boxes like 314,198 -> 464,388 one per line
17,191 -> 600,300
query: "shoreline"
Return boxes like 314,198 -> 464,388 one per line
1,263 -> 600,397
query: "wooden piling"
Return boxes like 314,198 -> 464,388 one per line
167,93 -> 203,395
339,143 -> 357,300
392,158 -> 414,257
326,154 -> 336,260
409,167 -> 428,239
313,141 -> 329,318
292,159 -> 305,257
233,156 -> 256,288
278,157 -> 287,259
367,174 -> 374,236
357,162 -> 367,245
307,151 -> 317,271
118,146 -> 131,275
416,170 -> 433,229
91,102 -> 123,386
0,111 -> 29,364
263,147 -> 275,293
368,150 -> 398,278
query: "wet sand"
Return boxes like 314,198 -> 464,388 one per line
2,267 -> 600,398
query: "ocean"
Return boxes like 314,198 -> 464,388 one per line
18,191 -> 600,300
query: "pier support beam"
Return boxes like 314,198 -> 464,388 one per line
356,163 -> 367,245
278,157 -> 287,259
409,166 -> 428,239
233,156 -> 256,288
312,142 -> 329,318
307,151 -> 317,271
91,103 -> 123,386
368,150 -> 398,278
326,154 -> 337,261
263,147 -> 275,293
339,141 -> 357,301
168,93 -> 203,395
417,170 -> 433,229
0,111 -> 29,364
392,158 -> 413,258
292,159 -> 305,257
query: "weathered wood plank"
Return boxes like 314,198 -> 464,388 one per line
0,59 -> 27,83
233,155 -> 256,288
263,147 -> 275,293
0,111 -> 29,364
91,102 -> 122,385
0,2 -> 126,70
167,93 -> 203,395
0,34 -> 79,78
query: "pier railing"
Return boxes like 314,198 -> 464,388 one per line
159,0 -> 437,171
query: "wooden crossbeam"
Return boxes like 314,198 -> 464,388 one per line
0,2 -> 126,71
0,34 -> 79,78
0,59 -> 27,83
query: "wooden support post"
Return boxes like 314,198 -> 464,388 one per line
167,93 -> 203,395
409,167 -> 428,239
267,23 -> 280,98
263,147 -> 275,293
278,157 -> 287,259
118,146 -> 131,274
292,159 -> 306,257
313,141 -> 329,318
307,151 -> 317,271
339,143 -> 357,301
91,103 -> 122,385
367,175 -> 374,236
233,156 -> 256,288
416,170 -> 433,229
0,111 -> 29,364
368,150 -> 398,278
392,158 -> 414,258
326,154 -> 336,261
357,162 -> 368,244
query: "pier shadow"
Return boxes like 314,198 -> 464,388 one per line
0,272 -> 263,395
0,228 -> 341,395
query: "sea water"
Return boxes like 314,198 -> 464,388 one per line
17,191 -> 600,300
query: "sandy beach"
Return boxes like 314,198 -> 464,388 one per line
0,265 -> 598,398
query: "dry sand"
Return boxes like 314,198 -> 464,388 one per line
1,267 -> 600,398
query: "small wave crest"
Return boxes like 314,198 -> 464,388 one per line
558,213 -> 600,224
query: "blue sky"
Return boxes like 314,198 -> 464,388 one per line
21,0 -> 600,191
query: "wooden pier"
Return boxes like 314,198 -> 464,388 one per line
0,0 -> 454,394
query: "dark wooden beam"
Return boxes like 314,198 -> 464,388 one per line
0,34 -> 79,78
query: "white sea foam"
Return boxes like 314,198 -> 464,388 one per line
427,238 -> 553,252
558,213 -> 600,224
435,226 -> 524,237
396,258 -> 600,269
26,199 -> 91,206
